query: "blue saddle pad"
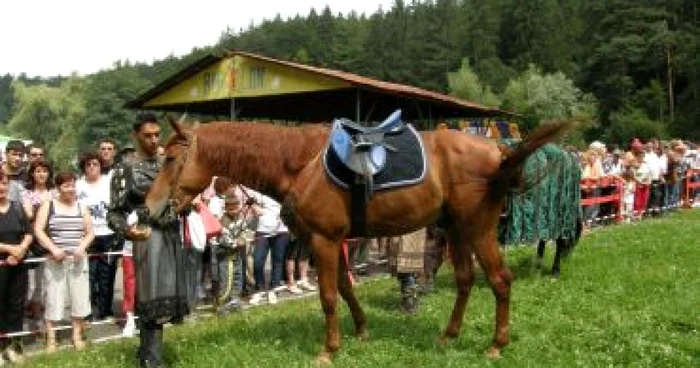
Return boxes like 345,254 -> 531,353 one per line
322,124 -> 427,191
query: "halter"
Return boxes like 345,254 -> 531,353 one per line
166,133 -> 197,213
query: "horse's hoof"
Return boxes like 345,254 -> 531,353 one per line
485,346 -> 502,360
315,351 -> 333,366
356,330 -> 369,341
437,332 -> 455,346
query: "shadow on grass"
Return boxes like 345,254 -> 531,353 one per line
155,274 -> 500,365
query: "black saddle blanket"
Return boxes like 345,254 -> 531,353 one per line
322,124 -> 427,190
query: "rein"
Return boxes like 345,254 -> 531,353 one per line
167,134 -> 196,211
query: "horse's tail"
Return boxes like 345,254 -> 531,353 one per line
489,122 -> 570,200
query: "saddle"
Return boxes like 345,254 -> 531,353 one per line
330,109 -> 404,177
324,110 -> 426,237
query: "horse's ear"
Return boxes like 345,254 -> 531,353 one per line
167,114 -> 188,138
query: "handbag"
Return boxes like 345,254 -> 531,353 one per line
197,203 -> 223,240
185,211 -> 207,251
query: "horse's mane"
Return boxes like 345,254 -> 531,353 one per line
192,122 -> 330,193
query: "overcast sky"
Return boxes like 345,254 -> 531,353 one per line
1,0 -> 393,77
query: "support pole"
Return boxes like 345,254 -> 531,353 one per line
428,103 -> 433,130
355,88 -> 361,124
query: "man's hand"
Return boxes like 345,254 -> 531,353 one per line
127,225 -> 152,241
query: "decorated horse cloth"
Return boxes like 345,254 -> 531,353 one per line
498,143 -> 581,246
322,123 -> 427,191
387,228 -> 429,275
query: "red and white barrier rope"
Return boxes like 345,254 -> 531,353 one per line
0,251 -> 125,268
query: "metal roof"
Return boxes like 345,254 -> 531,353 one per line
126,50 -> 514,122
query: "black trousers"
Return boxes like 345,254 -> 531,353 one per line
89,234 -> 120,318
648,180 -> 663,215
0,263 -> 28,338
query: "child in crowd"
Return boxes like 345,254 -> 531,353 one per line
210,195 -> 256,312
620,162 -> 637,223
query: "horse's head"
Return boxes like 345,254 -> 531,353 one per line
146,115 -> 211,218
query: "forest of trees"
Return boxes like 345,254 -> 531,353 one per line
1,0 -> 698,168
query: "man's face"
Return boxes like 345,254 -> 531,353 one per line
5,149 -> 24,168
99,142 -> 116,163
134,122 -> 161,157
28,148 -> 44,163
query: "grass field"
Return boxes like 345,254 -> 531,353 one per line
29,210 -> 700,367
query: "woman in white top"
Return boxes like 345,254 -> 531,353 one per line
243,188 -> 289,305
76,152 -> 117,320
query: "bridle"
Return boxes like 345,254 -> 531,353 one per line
165,133 -> 196,213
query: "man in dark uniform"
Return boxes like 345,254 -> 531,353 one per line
107,114 -> 188,367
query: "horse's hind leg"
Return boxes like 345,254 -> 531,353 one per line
337,248 -> 367,339
471,229 -> 512,359
309,233 -> 341,364
440,227 -> 476,342
535,240 -> 546,271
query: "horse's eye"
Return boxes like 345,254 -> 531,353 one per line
165,156 -> 175,164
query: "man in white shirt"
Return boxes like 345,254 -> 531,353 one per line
643,141 -> 664,216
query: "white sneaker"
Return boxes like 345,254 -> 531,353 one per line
267,291 -> 278,305
249,292 -> 265,306
297,280 -> 317,292
4,345 -> 24,365
122,317 -> 136,338
272,285 -> 287,292
286,285 -> 303,294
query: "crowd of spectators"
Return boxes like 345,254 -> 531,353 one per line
574,138 -> 700,227
0,139 -> 318,364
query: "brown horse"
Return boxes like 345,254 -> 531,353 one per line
146,118 -> 567,363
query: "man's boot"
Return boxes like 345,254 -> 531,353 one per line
421,271 -> 437,296
139,322 -> 165,368
398,273 -> 419,315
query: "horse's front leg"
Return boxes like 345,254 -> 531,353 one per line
337,244 -> 367,339
310,233 -> 341,364
551,238 -> 567,278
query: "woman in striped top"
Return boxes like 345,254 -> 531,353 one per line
34,172 -> 94,353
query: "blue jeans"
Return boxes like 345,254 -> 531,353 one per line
184,247 -> 203,310
666,182 -> 681,209
253,233 -> 290,291
211,245 -> 244,301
